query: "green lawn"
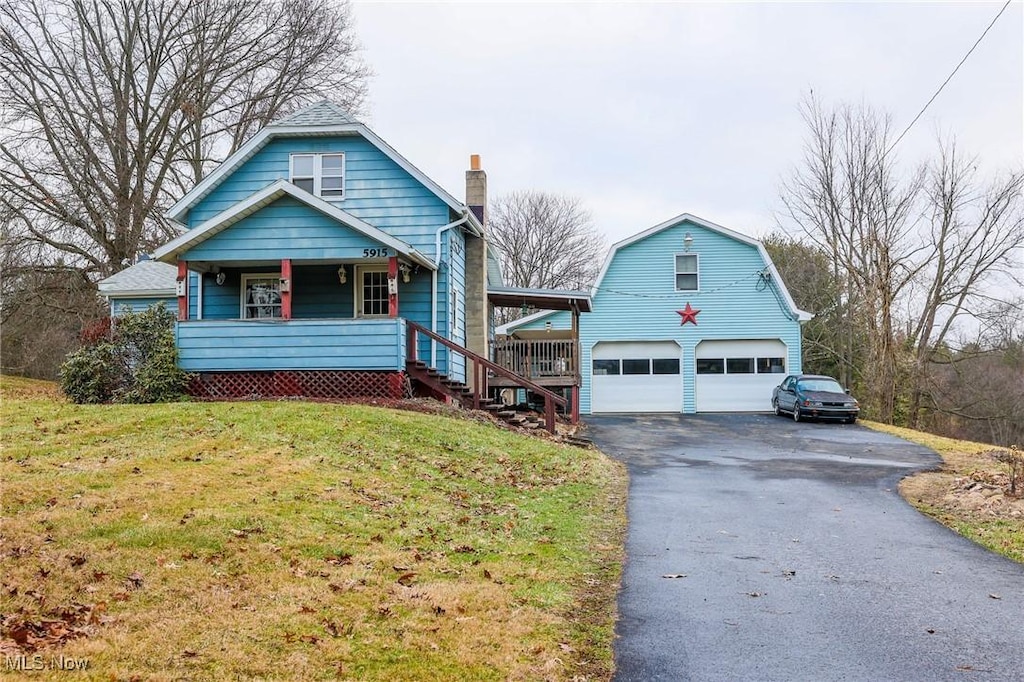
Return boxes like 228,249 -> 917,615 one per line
0,376 -> 627,681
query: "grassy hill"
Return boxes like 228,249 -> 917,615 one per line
0,376 -> 626,681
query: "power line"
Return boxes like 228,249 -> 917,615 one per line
886,0 -> 1014,156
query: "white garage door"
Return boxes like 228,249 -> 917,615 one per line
695,339 -> 787,412
591,341 -> 682,413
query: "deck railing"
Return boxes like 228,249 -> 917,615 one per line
490,338 -> 578,380
405,321 -> 567,433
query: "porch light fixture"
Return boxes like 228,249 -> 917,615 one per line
337,265 -> 347,284
683,232 -> 694,252
398,263 -> 411,283
215,271 -> 226,286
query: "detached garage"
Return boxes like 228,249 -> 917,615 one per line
591,341 -> 682,413
499,214 -> 811,415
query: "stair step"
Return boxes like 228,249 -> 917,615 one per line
483,404 -> 502,412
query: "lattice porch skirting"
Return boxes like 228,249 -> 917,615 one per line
188,370 -> 406,400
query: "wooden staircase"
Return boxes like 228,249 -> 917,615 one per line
405,321 -> 567,433
405,360 -> 546,430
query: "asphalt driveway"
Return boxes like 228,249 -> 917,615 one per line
586,413 -> 1024,682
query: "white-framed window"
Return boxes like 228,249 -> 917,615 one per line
241,274 -> 282,319
290,153 -> 345,199
675,254 -> 699,291
356,266 -> 389,317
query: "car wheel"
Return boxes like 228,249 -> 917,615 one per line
773,399 -> 781,416
792,407 -> 801,422
846,416 -> 857,424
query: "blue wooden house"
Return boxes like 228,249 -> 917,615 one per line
101,101 -> 585,430
499,214 -> 810,414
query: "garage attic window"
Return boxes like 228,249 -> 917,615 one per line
290,153 -> 345,199
675,254 -> 699,291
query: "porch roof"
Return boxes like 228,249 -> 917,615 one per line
487,286 -> 592,312
153,180 -> 436,270
97,260 -> 177,297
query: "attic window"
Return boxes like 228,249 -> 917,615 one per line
675,254 -> 699,291
290,153 -> 345,199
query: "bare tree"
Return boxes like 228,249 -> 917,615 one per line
922,300 -> 1024,447
906,142 -> 1024,426
779,95 -> 925,420
0,0 -> 369,281
779,94 -> 1024,426
489,190 -> 605,299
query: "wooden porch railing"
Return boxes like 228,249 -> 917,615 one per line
490,338 -> 578,380
405,321 -> 567,433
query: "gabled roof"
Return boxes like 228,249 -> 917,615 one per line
501,212 -> 812,332
97,260 -> 177,297
153,179 -> 436,270
273,100 -> 358,126
164,100 -> 482,237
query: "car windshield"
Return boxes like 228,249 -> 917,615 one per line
797,378 -> 845,393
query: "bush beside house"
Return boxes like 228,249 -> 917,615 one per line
59,303 -> 188,404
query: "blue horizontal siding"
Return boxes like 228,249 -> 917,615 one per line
196,264 -> 435,323
183,196 -> 391,262
186,137 -> 452,257
176,318 -> 406,372
109,297 -> 175,316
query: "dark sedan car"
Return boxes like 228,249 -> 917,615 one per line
772,374 -> 859,423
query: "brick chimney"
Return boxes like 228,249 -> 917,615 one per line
466,154 -> 487,228
464,154 -> 489,376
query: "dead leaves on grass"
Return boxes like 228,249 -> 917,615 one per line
1,603 -> 111,652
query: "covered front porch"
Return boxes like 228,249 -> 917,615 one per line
487,286 -> 592,420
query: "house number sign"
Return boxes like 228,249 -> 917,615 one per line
362,248 -> 389,258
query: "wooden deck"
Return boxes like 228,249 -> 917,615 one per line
489,338 -> 579,387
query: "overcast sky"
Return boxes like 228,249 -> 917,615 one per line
350,1 -> 1023,245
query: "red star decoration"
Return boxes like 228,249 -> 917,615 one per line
677,302 -> 700,326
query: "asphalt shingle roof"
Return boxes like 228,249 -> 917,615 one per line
97,260 -> 177,295
270,100 -> 358,128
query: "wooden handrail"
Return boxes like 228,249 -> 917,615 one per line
491,338 -> 577,379
405,320 -> 566,432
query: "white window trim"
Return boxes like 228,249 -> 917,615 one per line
674,252 -> 700,292
240,272 -> 283,319
289,152 -> 345,200
354,265 -> 389,318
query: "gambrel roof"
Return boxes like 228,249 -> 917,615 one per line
499,212 -> 812,334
